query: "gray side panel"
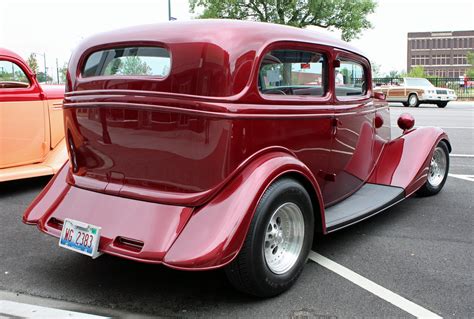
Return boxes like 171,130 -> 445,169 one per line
325,183 -> 405,232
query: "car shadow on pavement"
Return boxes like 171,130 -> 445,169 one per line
0,176 -> 50,199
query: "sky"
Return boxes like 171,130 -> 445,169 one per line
1,0 -> 473,81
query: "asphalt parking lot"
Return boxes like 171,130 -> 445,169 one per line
0,101 -> 472,318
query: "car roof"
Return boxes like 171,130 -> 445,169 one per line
76,19 -> 366,58
0,47 -> 24,61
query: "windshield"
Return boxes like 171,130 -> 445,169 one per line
405,78 -> 434,87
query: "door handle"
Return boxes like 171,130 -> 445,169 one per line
331,118 -> 340,135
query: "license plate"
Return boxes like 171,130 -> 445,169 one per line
59,219 -> 102,258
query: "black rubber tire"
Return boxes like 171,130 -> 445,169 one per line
225,178 -> 314,297
437,102 -> 448,108
408,93 -> 420,107
402,102 -> 409,107
416,141 -> 450,197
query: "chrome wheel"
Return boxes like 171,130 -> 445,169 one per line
428,146 -> 447,187
264,202 -> 305,275
409,94 -> 418,107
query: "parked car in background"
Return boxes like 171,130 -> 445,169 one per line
0,48 -> 66,182
374,77 -> 457,108
23,20 -> 451,297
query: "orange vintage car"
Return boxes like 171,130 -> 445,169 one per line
0,48 -> 67,182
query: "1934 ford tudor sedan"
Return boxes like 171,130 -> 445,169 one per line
23,20 -> 450,297
0,48 -> 66,182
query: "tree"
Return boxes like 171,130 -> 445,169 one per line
105,57 -> 152,76
189,0 -> 377,41
387,70 -> 401,78
36,72 -> 52,83
371,62 -> 382,78
59,62 -> 68,84
27,53 -> 39,73
467,51 -> 474,78
405,66 -> 426,78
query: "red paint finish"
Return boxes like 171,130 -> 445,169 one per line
0,49 -> 43,102
23,20 -> 450,270
368,127 -> 449,195
0,48 -> 65,102
164,151 -> 325,269
397,113 -> 415,131
25,163 -> 194,264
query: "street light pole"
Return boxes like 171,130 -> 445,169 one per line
33,52 -> 47,83
56,58 -> 60,84
168,0 -> 171,21
43,52 -> 47,83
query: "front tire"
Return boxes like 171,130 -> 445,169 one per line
437,102 -> 448,108
408,93 -> 420,107
225,178 -> 314,297
417,141 -> 449,196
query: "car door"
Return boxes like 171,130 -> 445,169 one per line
323,51 -> 377,205
257,43 -> 333,194
0,58 -> 48,168
386,79 -> 406,102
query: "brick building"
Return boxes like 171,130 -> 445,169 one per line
407,30 -> 474,78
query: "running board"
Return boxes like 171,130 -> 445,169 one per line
325,183 -> 405,232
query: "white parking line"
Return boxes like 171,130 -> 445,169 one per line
0,300 -> 108,319
308,252 -> 442,318
448,174 -> 474,182
450,154 -> 474,158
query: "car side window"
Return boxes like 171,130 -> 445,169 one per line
259,49 -> 326,97
335,60 -> 366,97
0,60 -> 30,89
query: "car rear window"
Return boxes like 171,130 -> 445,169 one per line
82,46 -> 170,78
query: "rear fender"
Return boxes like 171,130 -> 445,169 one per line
368,127 -> 450,196
163,151 -> 324,270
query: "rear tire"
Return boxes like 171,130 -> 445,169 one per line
437,102 -> 448,108
408,93 -> 419,107
225,178 -> 314,297
417,141 -> 449,196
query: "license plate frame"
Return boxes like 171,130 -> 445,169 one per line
59,219 -> 103,258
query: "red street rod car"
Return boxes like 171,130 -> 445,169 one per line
24,20 -> 450,297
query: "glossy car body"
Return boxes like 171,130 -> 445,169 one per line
24,21 -> 450,271
0,48 -> 67,182
374,77 -> 457,107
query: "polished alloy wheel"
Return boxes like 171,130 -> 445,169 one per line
264,202 -> 305,274
428,146 -> 447,187
409,94 -> 418,106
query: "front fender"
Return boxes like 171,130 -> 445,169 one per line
163,151 -> 324,270
368,127 -> 450,196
